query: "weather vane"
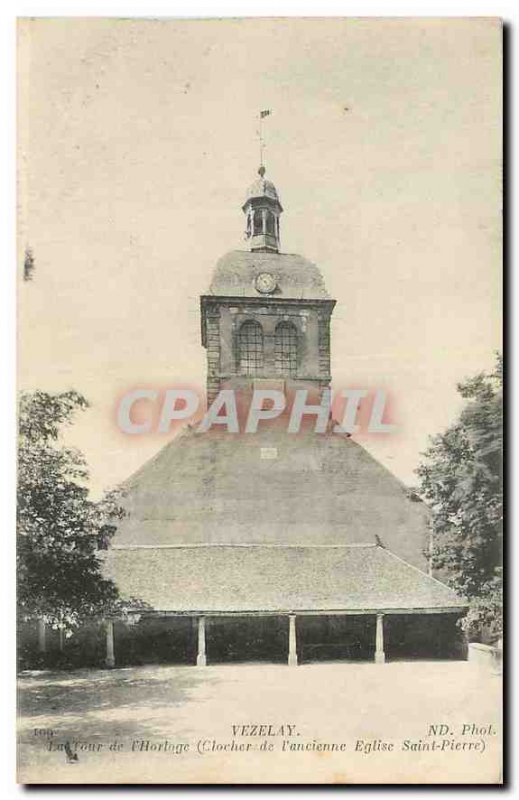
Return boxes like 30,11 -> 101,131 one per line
257,109 -> 271,170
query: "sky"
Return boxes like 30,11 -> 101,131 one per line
17,17 -> 502,496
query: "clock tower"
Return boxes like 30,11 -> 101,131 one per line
200,167 -> 336,405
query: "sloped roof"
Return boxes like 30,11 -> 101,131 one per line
115,426 -> 431,570
205,250 -> 332,300
103,543 -> 465,614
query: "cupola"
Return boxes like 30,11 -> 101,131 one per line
242,166 -> 283,253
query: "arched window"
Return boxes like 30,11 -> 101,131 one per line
266,210 -> 276,235
238,320 -> 264,376
275,322 -> 298,376
253,210 -> 263,236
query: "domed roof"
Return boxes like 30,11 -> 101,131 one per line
206,250 -> 332,300
244,166 -> 281,206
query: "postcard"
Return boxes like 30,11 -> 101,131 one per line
17,17 -> 503,784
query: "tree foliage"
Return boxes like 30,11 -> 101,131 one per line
17,390 -> 124,631
416,355 -> 503,639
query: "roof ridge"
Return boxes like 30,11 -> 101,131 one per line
376,546 -> 466,600
111,542 -> 378,551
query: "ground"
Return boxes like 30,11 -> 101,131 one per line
18,661 -> 502,784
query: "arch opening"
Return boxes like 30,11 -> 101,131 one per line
237,320 -> 264,376
275,322 -> 298,377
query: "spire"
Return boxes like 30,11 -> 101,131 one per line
242,166 -> 283,253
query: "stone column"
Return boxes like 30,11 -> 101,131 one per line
288,614 -> 298,666
375,614 -> 385,663
262,208 -> 267,235
37,619 -> 46,653
197,616 -> 207,667
105,620 -> 115,668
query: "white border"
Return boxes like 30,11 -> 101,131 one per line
5,1 -> 519,16
0,2 -> 513,798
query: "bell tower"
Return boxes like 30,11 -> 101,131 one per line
242,166 -> 283,253
201,169 -> 336,405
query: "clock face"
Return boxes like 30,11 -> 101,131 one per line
255,272 -> 277,294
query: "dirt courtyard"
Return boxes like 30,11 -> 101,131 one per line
18,661 -> 502,784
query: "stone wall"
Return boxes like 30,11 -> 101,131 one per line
203,298 -> 333,402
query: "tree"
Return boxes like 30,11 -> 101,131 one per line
17,390 -> 123,632
416,355 -> 503,640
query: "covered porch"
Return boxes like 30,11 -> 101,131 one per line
103,607 -> 467,668
99,541 -> 467,669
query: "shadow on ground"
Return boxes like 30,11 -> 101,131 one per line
17,662 -> 502,784
18,665 -> 220,742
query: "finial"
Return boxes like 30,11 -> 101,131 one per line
258,165 -> 266,177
